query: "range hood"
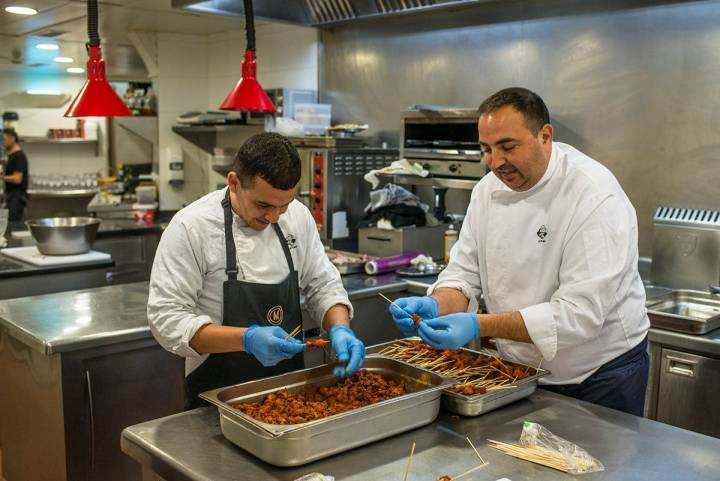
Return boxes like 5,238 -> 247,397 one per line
172,0 -> 490,27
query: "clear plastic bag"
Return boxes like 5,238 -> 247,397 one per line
293,473 -> 335,481
519,421 -> 604,474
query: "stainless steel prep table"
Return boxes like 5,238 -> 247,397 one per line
121,389 -> 720,481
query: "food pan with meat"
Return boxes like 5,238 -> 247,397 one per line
199,356 -> 454,466
367,338 -> 550,416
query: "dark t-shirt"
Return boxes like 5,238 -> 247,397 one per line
6,149 -> 28,194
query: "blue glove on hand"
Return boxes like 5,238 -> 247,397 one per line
417,312 -> 479,350
388,296 -> 439,337
329,325 -> 365,377
243,325 -> 305,367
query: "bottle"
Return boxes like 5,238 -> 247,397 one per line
444,224 -> 458,265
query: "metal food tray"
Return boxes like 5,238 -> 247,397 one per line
367,338 -> 550,417
325,249 -> 374,275
199,357 -> 453,466
646,289 -> 720,334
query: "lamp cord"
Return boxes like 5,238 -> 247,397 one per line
244,0 -> 255,52
87,0 -> 100,48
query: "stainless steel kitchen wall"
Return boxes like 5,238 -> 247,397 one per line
321,0 -> 720,256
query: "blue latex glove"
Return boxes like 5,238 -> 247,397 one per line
388,296 -> 439,337
243,325 -> 305,367
417,312 -> 479,350
329,325 -> 365,377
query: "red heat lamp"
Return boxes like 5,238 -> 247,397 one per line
219,0 -> 276,113
65,0 -> 131,117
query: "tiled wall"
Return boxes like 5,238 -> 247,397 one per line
157,24 -> 319,210
157,32 -> 212,211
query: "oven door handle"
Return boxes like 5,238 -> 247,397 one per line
367,236 -> 392,242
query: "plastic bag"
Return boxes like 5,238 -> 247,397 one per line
293,473 -> 335,481
519,421 -> 604,474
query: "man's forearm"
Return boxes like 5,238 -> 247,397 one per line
477,311 -> 532,343
322,303 -> 351,332
432,287 -> 470,315
432,287 -> 532,343
3,173 -> 21,184
189,323 -> 247,354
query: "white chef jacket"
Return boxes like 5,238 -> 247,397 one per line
147,187 -> 353,375
431,142 -> 649,385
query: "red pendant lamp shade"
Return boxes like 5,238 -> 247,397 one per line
219,0 -> 276,113
65,46 -> 132,117
65,0 -> 131,117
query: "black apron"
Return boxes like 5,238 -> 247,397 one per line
184,189 -> 304,409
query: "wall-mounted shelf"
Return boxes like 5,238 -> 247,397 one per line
378,173 -> 480,191
23,137 -> 100,156
172,124 -> 264,154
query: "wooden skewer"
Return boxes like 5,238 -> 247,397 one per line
447,462 -> 489,480
465,437 -> 485,464
402,442 -> 416,481
379,292 -> 402,309
379,292 -> 422,325
285,325 -> 302,340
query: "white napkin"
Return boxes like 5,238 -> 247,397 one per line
363,159 -> 429,189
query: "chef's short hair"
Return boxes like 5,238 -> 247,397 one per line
478,87 -> 550,135
233,132 -> 301,190
2,128 -> 19,143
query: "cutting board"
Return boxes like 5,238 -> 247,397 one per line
1,246 -> 112,267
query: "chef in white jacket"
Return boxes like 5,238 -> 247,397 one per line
148,132 -> 364,409
390,88 -> 650,416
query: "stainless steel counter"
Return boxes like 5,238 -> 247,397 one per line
649,327 -> 720,357
121,390 -> 720,481
0,274 -> 433,356
0,281 -> 151,354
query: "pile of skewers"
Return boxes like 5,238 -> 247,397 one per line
377,339 -> 531,395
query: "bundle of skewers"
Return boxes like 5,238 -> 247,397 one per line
377,339 -> 531,395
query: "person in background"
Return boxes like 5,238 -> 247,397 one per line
148,132 -> 365,409
2,129 -> 29,222
389,87 -> 650,416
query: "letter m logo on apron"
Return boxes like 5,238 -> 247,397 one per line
266,305 -> 284,325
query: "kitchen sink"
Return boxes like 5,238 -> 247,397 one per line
646,289 -> 720,334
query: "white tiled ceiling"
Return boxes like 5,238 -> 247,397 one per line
0,0 -> 250,78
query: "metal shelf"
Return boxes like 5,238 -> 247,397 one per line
172,124 -> 264,154
27,189 -> 98,197
23,137 -> 99,155
378,173 -> 480,191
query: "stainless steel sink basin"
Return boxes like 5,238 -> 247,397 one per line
646,290 -> 720,334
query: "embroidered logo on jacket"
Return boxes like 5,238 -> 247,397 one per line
285,233 -> 298,249
267,305 -> 284,325
537,225 -> 548,243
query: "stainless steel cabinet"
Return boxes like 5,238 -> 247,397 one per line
0,333 -> 184,481
656,348 -> 720,438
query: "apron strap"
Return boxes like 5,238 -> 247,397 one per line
221,189 -> 239,281
272,223 -> 296,273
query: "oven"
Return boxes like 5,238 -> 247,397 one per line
400,107 -> 485,179
292,136 -> 398,249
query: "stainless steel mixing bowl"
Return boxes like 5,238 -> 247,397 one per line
26,217 -> 102,255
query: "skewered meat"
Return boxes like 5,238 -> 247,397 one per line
233,370 -> 406,425
410,313 -> 422,327
305,338 -> 330,348
436,476 -> 452,481
378,340 -> 531,397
